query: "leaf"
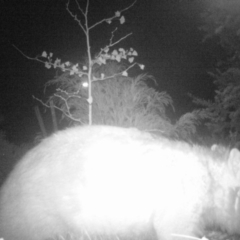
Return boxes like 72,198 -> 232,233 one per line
115,11 -> 120,17
97,56 -> 106,65
45,62 -> 51,69
103,53 -> 110,59
120,16 -> 125,24
122,71 -> 128,77
72,64 -> 78,73
106,20 -> 112,24
49,52 -> 53,58
132,50 -> 138,56
116,55 -> 121,62
65,61 -> 70,67
119,48 -> 125,53
139,64 -> 145,70
53,59 -> 61,69
128,57 -> 134,63
83,65 -> 88,70
104,47 -> 109,53
42,51 -> 47,58
112,50 -> 118,56
101,73 -> 105,79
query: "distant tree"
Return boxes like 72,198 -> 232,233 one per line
190,0 -> 240,146
192,68 -> 240,147
201,0 -> 240,68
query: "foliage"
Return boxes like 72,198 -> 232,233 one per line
46,63 -> 175,133
14,0 -> 143,125
13,0 -> 202,140
47,58 -> 204,140
39,0 -> 144,125
192,68 -> 240,147
201,0 -> 240,67
195,1 -> 240,147
171,110 -> 208,142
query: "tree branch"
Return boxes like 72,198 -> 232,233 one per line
66,0 -> 87,34
89,0 -> 137,30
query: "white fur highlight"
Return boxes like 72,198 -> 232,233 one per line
0,125 -> 240,240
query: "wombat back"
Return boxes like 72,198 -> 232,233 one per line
0,125 -> 240,240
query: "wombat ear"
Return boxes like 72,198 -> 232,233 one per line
228,148 -> 240,177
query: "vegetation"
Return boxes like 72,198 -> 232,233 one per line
10,0 -> 202,140
14,0 -> 240,144
192,0 -> 240,148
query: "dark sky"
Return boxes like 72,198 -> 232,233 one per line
0,0 -> 223,143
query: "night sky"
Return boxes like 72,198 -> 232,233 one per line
0,0 -> 223,143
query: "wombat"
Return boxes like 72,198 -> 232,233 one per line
0,125 -> 240,240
